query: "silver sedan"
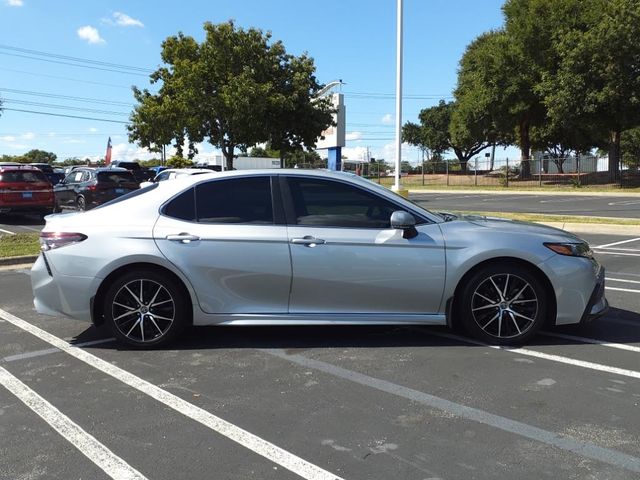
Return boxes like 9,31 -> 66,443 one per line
31,169 -> 607,347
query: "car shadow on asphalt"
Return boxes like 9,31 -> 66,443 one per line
0,214 -> 46,227
70,307 -> 640,351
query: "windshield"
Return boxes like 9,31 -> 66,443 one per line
0,171 -> 49,183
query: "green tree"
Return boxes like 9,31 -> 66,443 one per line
538,0 -> 640,181
166,155 -> 193,168
621,127 -> 640,169
131,21 -> 332,170
17,149 -> 57,164
403,100 -> 491,172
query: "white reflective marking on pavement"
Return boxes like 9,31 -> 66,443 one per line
0,308 -> 343,480
0,228 -> 15,235
430,331 -> 640,380
3,338 -> 116,362
264,349 -> 640,474
594,251 -> 640,257
539,198 -> 575,203
607,277 -> 640,285
607,200 -> 640,206
540,332 -> 640,353
597,247 -> 640,252
0,366 -> 147,480
606,286 -> 640,294
594,237 -> 640,249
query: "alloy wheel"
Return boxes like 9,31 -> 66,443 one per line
471,273 -> 539,339
111,279 -> 175,343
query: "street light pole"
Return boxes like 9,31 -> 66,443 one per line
393,0 -> 404,194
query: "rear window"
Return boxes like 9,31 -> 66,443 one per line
115,162 -> 141,170
0,171 -> 48,183
97,171 -> 136,184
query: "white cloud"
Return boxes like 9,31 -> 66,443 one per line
0,135 -> 16,142
88,127 -> 99,133
62,138 -> 86,144
5,0 -> 23,7
381,113 -> 394,124
21,132 -> 35,140
345,131 -> 363,141
382,142 -> 420,165
77,25 -> 105,45
7,143 -> 29,150
48,132 -> 56,138
112,11 -> 144,27
341,146 -> 369,161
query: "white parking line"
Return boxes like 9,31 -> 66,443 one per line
606,286 -> 640,294
594,237 -> 640,249
0,228 -> 15,235
0,308 -> 343,480
607,277 -> 640,285
0,366 -> 147,480
540,332 -> 640,353
3,338 -> 116,362
264,349 -> 640,474
429,331 -> 640,380
594,251 -> 640,257
597,247 -> 640,252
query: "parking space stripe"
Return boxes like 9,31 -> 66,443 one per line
0,308 -> 343,480
595,251 -> 640,257
3,338 -> 116,362
607,277 -> 640,284
263,349 -> 640,474
606,286 -> 640,294
0,366 -> 148,480
594,238 -> 640,249
429,331 -> 640,380
540,332 -> 640,353
0,228 -> 15,235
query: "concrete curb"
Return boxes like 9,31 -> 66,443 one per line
0,255 -> 38,267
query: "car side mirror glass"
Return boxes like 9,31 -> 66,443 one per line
390,210 -> 418,239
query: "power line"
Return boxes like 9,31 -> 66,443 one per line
2,108 -> 130,124
0,44 -> 154,73
0,51 -> 150,77
2,99 -> 130,116
0,67 -> 136,90
0,88 -> 134,107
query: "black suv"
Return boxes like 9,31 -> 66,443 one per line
108,161 -> 154,183
54,167 -> 139,211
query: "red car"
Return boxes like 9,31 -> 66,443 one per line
0,165 -> 54,217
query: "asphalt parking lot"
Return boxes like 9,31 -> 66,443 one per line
0,232 -> 639,479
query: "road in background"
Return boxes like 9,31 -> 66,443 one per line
410,192 -> 640,218
0,233 -> 638,479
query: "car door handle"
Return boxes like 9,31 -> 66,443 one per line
166,233 -> 200,244
291,236 -> 325,247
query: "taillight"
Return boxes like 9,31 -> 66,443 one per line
39,232 -> 87,251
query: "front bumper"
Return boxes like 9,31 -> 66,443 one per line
581,266 -> 608,323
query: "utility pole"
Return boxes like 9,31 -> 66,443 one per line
392,0 -> 406,197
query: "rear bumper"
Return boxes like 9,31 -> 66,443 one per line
580,267 -> 608,323
31,254 -> 96,322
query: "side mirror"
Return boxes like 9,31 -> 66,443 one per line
390,210 -> 418,239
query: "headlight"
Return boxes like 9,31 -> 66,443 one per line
544,242 -> 593,258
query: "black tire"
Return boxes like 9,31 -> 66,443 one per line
103,269 -> 188,348
458,263 -> 547,345
53,201 -> 62,213
76,195 -> 86,211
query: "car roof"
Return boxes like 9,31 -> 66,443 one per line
72,166 -> 129,172
0,164 -> 43,172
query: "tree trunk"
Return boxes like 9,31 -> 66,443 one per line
519,118 -> 531,179
490,143 -> 495,171
221,143 -> 234,170
608,130 -> 621,182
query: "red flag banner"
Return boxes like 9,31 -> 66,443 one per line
105,137 -> 112,165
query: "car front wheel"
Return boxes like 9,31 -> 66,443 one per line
103,270 -> 187,348
459,264 -> 547,345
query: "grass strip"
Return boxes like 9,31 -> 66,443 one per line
454,211 -> 640,225
0,233 -> 40,258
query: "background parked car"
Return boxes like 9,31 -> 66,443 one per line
139,168 -> 215,188
109,160 -> 155,183
0,165 -> 54,217
28,163 -> 65,185
54,167 -> 139,212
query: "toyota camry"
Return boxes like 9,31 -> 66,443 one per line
31,169 -> 607,348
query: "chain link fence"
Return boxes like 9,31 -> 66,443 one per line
367,156 -> 640,188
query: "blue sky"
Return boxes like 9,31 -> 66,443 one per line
0,0 -> 509,165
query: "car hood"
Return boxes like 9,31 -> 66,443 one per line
448,213 -> 583,242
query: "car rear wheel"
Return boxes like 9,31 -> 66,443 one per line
103,270 -> 187,348
459,264 -> 547,345
76,195 -> 86,211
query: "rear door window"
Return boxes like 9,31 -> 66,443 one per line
0,171 -> 49,183
195,177 -> 273,224
97,171 -> 136,184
